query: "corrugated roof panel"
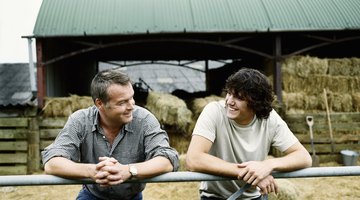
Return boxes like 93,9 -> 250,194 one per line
227,0 -> 270,31
297,0 -> 349,29
262,0 -> 310,30
330,0 -> 360,28
111,0 -> 143,33
123,0 -> 154,33
79,0 -> 153,34
191,0 -> 235,31
33,0 -> 360,37
153,0 -> 194,32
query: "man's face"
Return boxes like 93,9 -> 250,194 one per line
225,92 -> 255,125
100,83 -> 135,126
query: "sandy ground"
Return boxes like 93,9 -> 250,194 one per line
1,162 -> 359,200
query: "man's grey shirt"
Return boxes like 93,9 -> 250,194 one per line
42,105 -> 179,200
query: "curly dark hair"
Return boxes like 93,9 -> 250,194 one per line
224,68 -> 274,119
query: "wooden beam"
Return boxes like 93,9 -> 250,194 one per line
36,39 -> 46,108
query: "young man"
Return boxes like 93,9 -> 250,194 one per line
42,69 -> 179,200
186,68 -> 312,200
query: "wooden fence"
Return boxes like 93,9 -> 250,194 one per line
0,117 -> 66,175
0,112 -> 359,175
273,112 -> 360,162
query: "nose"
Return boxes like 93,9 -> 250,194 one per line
127,98 -> 135,109
226,94 -> 235,105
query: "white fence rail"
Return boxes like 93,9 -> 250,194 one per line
0,166 -> 359,186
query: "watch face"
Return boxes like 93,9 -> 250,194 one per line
130,165 -> 137,176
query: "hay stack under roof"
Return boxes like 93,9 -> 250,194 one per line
42,95 -> 93,117
352,92 -> 360,112
282,75 -> 360,95
328,57 -> 360,76
282,55 -> 328,77
283,91 -> 354,113
190,95 -> 223,120
281,55 -> 360,113
145,91 -> 193,135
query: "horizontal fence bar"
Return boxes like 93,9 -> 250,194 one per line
0,166 -> 359,186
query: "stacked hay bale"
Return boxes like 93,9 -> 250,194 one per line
281,56 -> 360,114
190,95 -> 224,121
145,92 -> 194,153
42,95 -> 94,117
145,92 -> 223,153
145,91 -> 193,135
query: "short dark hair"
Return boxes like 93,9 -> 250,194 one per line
90,69 -> 131,103
224,68 -> 274,119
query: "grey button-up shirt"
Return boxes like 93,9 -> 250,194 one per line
42,105 -> 179,200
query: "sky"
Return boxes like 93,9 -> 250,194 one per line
0,0 -> 42,63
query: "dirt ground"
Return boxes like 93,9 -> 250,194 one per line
1,162 -> 359,200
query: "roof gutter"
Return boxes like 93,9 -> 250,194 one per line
23,35 -> 37,96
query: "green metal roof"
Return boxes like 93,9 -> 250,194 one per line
33,0 -> 360,37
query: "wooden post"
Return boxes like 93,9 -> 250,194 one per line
274,35 -> 283,104
36,39 -> 46,108
27,117 -> 40,174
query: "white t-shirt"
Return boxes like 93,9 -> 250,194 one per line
192,100 -> 298,199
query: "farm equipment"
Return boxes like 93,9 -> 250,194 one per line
306,116 -> 320,167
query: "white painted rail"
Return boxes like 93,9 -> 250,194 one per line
0,166 -> 359,186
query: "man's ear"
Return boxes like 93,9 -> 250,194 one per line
95,98 -> 103,109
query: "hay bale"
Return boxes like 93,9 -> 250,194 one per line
283,91 -> 355,113
332,93 -> 353,112
328,57 -> 360,76
282,92 -> 306,111
145,92 -> 193,135
328,58 -> 353,76
70,94 -> 94,111
281,72 -> 303,93
348,76 -> 360,92
301,94 -> 324,111
325,76 -> 360,94
168,132 -> 191,155
283,74 -> 359,95
352,93 -> 360,112
268,179 -> 300,200
42,95 -> 94,117
282,56 -> 328,77
350,57 -> 360,76
179,154 -> 187,171
190,95 -> 223,120
42,97 -> 73,117
281,55 -> 359,113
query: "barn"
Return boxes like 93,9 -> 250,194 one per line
25,0 -> 360,107
1,0 -> 359,175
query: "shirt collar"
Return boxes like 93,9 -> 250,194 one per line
91,105 -> 135,134
92,105 -> 100,132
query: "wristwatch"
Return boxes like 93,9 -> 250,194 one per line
129,164 -> 138,178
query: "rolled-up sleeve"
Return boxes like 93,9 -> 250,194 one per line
142,112 -> 180,171
41,115 -> 82,165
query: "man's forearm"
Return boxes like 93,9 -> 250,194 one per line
266,150 -> 312,172
186,152 -> 240,178
44,157 -> 95,178
132,156 -> 173,179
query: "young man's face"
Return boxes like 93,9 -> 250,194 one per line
225,92 -> 255,125
99,82 -> 135,126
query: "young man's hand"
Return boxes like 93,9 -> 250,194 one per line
236,161 -> 273,185
256,175 -> 278,194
